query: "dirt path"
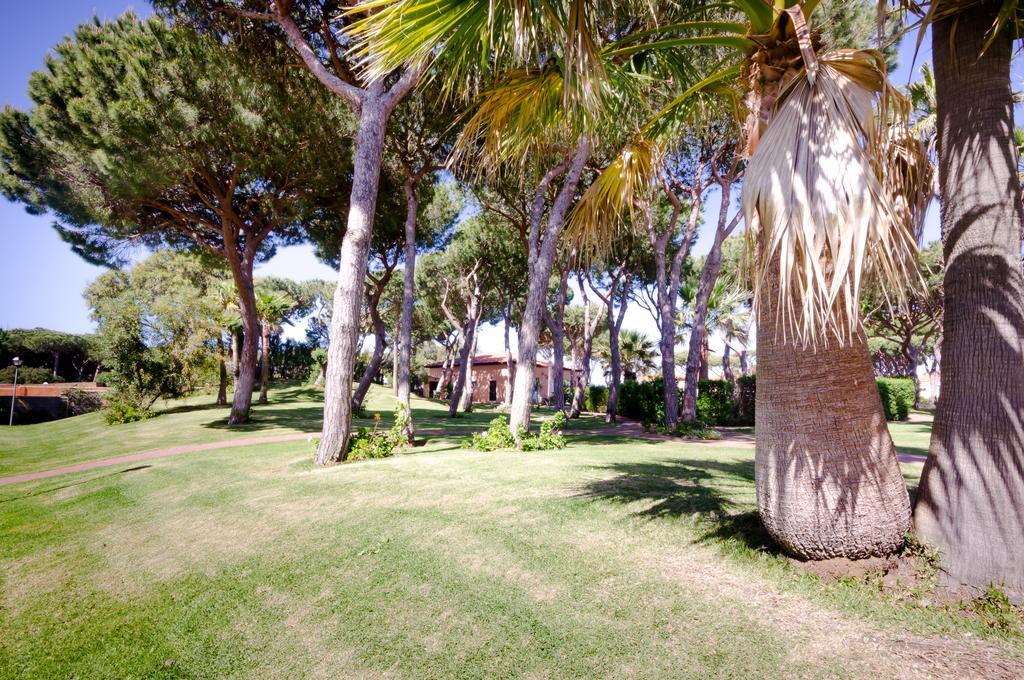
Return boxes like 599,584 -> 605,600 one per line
0,424 -> 633,487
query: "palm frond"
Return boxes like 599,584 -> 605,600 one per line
741,48 -> 927,346
565,139 -> 659,256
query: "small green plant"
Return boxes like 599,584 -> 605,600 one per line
347,408 -> 406,461
63,388 -> 105,416
520,411 -> 567,451
464,417 -> 517,451
463,412 -> 567,451
969,586 -> 1022,633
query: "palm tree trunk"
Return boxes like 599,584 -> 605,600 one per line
913,5 -> 1024,598
258,322 -> 270,405
509,137 -> 591,439
317,96 -> 389,464
756,258 -> 911,559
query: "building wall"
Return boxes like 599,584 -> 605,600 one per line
426,363 -> 573,403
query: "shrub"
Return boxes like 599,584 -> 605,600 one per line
0,366 -> 63,384
348,406 -> 408,461
463,412 -> 567,452
464,417 -> 517,451
63,388 -> 105,416
696,380 -> 735,425
661,420 -> 723,440
104,393 -> 154,424
520,411 -> 567,451
876,377 -> 915,421
618,378 -> 664,423
584,385 -> 608,412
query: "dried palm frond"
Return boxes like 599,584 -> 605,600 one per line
449,67 -> 570,175
565,138 -> 659,256
742,48 -> 928,346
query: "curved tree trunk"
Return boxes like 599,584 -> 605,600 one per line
258,322 -> 271,405
216,335 -> 228,406
722,342 -> 733,382
755,263 -> 911,559
913,6 -> 1024,598
509,137 -> 591,439
317,97 -> 389,464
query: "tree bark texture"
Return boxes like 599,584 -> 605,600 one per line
258,322 -> 270,404
913,6 -> 1024,598
317,99 -> 389,464
397,179 -> 417,438
226,250 -> 258,425
216,335 -> 228,406
509,138 -> 592,438
755,259 -> 912,559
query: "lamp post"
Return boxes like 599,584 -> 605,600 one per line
9,357 -> 21,426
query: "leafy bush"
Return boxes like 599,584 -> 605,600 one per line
463,412 -> 567,452
104,393 -> 154,424
519,412 -> 568,451
584,385 -> 608,412
0,366 -> 63,384
63,388 -> 105,416
348,406 -> 408,461
464,417 -> 517,451
876,377 -> 915,421
969,586 -> 1022,633
696,380 -> 734,425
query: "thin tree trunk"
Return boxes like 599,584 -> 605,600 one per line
510,137 -> 591,439
571,275 -> 602,418
353,287 -> 387,410
545,262 -> 571,412
739,350 -> 748,377
231,331 -> 241,379
503,305 -> 514,405
756,258 -> 912,559
914,5 -> 1024,598
605,282 -> 630,423
52,351 -> 59,379
396,177 -> 418,441
317,97 -> 389,464
217,335 -> 228,406
722,342 -> 733,382
699,334 -> 710,381
258,322 -> 270,405
682,194 -> 741,421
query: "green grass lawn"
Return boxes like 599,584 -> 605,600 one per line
1,422 -> 1021,677
0,383 -> 609,477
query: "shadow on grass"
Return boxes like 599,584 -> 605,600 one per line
578,456 -> 783,557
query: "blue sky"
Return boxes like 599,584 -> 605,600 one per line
0,4 -> 1008,353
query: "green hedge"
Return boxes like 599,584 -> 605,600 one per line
876,377 -> 915,421
0,366 -> 63,383
615,377 -> 757,427
584,385 -> 608,412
